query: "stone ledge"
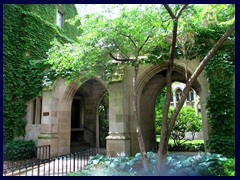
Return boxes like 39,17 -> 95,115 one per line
38,133 -> 59,139
106,133 -> 130,140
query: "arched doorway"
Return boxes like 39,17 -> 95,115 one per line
154,82 -> 203,151
39,77 -> 108,156
70,79 -> 108,153
98,93 -> 109,148
131,63 -> 209,155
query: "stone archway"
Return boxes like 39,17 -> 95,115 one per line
106,59 -> 209,156
131,61 -> 209,155
38,77 -> 108,156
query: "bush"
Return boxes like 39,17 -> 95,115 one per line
164,153 -> 234,176
67,152 -> 235,176
168,143 -> 204,152
4,139 -> 36,161
207,158 -> 235,176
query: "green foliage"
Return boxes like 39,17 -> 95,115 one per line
207,158 -> 235,176
3,4 -> 80,144
21,4 -> 82,41
200,24 -> 235,158
4,140 -> 36,161
155,93 -> 202,147
170,106 -> 202,147
155,87 -> 167,135
4,4 -> 235,159
164,153 -> 234,176
168,143 -> 204,152
47,5 -> 172,82
47,5 -> 235,159
67,152 -> 234,176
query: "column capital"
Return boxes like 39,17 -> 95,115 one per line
106,133 -> 130,140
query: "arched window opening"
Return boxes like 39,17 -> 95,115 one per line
154,82 -> 203,152
98,93 -> 109,148
187,89 -> 194,102
31,97 -> 42,125
175,88 -> 182,102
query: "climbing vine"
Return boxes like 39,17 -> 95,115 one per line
3,4 -> 81,144
194,24 -> 235,158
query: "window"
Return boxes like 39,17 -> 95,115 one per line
187,89 -> 195,101
170,92 -> 173,102
57,10 -> 63,27
32,97 -> 42,124
176,89 -> 182,102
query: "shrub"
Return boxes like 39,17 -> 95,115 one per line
164,153 -> 234,176
67,152 -> 235,176
168,143 -> 204,152
4,139 -> 36,161
207,158 -> 235,176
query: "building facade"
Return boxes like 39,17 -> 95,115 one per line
4,4 -> 213,157
30,59 -> 210,157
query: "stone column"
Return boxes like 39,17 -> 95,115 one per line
38,89 -> 59,157
173,91 -> 177,108
106,81 -> 131,156
194,91 -> 198,116
200,95 -> 210,152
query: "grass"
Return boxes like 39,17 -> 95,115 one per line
156,135 -> 204,144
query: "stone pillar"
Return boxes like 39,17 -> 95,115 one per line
38,89 -> 59,157
200,96 -> 210,152
106,81 -> 131,156
173,91 -> 177,107
194,91 -> 198,116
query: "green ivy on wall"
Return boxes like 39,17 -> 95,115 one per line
205,51 -> 235,158
194,24 -> 235,158
3,4 -> 81,144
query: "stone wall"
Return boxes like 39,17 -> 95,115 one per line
25,58 -> 210,157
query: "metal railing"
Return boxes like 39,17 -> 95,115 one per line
3,145 -> 50,172
3,147 -> 97,176
36,145 -> 51,160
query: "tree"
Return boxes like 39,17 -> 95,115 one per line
155,4 -> 235,173
48,5 -> 168,171
156,95 -> 202,147
47,4 -> 235,173
170,106 -> 202,147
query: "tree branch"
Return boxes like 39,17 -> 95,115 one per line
112,38 -> 130,59
168,21 -> 235,131
137,35 -> 151,55
176,4 -> 188,19
109,52 -> 133,62
117,32 -> 137,50
163,4 -> 175,19
128,35 -> 138,50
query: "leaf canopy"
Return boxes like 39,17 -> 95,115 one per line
46,4 -> 235,83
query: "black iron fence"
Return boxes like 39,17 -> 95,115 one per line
3,147 -> 97,176
4,145 -> 50,171
36,145 -> 51,160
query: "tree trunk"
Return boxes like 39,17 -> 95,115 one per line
157,21 -> 235,174
157,18 -> 178,174
132,58 -> 149,171
168,22 -> 235,132
157,6 -> 188,173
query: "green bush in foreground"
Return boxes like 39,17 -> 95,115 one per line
4,140 -> 36,161
68,152 -> 235,176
